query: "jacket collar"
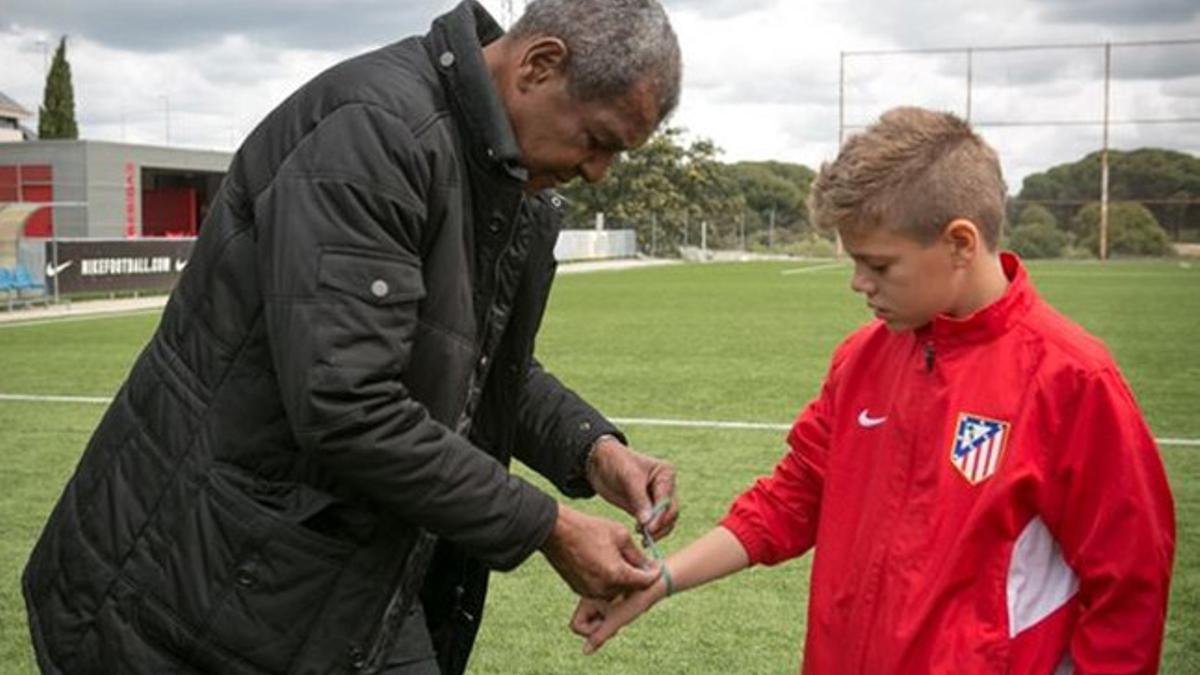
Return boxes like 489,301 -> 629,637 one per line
919,251 -> 1036,347
426,1 -> 528,183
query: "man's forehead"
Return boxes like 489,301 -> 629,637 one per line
593,80 -> 661,149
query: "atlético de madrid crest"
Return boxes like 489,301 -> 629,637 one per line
951,412 -> 1010,485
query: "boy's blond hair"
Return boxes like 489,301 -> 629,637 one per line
808,106 -> 1007,249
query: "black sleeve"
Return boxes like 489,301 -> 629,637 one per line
513,358 -> 626,498
256,103 -> 555,571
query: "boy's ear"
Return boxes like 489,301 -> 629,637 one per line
943,218 -> 981,268
514,36 -> 569,92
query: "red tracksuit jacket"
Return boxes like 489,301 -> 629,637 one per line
722,253 -> 1175,674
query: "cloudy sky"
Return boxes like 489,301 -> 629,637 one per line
2,0 -> 1198,189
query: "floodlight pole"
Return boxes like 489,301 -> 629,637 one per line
769,207 -> 776,250
965,48 -> 974,121
1100,42 -> 1111,261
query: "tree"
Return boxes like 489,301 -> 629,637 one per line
728,160 -> 815,243
1017,148 -> 1200,241
38,36 -> 79,140
1015,203 -> 1058,230
1073,202 -> 1173,257
559,127 -> 747,253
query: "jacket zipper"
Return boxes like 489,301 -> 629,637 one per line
854,337 -> 936,668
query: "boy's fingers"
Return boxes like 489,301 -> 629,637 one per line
569,599 -> 607,636
583,623 -> 620,655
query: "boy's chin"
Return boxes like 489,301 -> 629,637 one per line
881,316 -> 927,332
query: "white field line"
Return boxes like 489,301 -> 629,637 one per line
0,308 -> 162,329
781,262 -> 847,276
612,416 -> 789,431
0,393 -> 113,404
3,394 -> 1195,447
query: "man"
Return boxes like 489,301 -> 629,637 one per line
22,1 -> 683,673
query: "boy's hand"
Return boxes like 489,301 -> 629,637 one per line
569,579 -> 665,654
586,437 -> 679,541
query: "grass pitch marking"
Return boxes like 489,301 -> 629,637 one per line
781,262 -> 847,276
5,394 -> 1195,447
0,308 -> 162,329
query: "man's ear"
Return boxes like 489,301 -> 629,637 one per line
943,218 -> 981,268
515,37 -> 569,92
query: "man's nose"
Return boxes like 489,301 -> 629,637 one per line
579,152 -> 615,183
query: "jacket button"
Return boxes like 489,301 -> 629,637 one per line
479,355 -> 489,368
439,51 -> 455,68
347,644 -> 366,669
370,279 -> 389,298
578,421 -> 591,432
234,568 -> 257,588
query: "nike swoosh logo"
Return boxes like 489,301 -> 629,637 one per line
858,409 -> 887,428
173,259 -> 188,272
45,261 -> 73,277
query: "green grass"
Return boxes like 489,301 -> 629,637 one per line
0,259 -> 1198,673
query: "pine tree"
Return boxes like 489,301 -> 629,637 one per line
38,36 -> 78,140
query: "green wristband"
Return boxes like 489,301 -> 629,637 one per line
660,562 -> 675,598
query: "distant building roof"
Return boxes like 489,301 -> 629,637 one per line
0,91 -> 32,120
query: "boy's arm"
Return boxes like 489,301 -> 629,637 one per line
572,341 -> 848,652
719,373 -> 835,565
1042,368 -> 1175,674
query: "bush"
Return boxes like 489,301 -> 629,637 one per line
1073,202 -> 1173,257
1060,244 -> 1095,260
782,234 -> 837,258
1007,220 -> 1069,259
1016,203 -> 1058,230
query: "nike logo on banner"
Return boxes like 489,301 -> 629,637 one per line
45,261 -> 73,277
858,409 -> 887,428
174,259 -> 188,272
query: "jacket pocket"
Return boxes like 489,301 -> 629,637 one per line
130,464 -> 361,674
317,247 -> 425,305
203,465 -> 361,671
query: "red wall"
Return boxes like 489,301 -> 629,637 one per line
142,186 -> 197,237
0,164 -> 54,237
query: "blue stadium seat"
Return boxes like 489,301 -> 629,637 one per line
0,267 -> 16,311
14,264 -> 45,290
13,264 -> 48,307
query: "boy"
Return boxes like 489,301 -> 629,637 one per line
570,107 -> 1175,674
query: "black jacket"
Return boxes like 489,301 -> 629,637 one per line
23,3 -> 621,673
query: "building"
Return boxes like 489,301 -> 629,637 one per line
0,140 -> 231,239
0,90 -> 34,143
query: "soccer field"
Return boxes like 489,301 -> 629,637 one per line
1,259 -> 1197,674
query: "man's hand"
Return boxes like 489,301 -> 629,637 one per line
587,436 -> 678,541
541,503 -> 660,599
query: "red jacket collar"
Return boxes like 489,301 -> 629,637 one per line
918,252 -> 1035,347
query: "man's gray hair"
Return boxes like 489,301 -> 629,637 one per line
509,0 -> 682,120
